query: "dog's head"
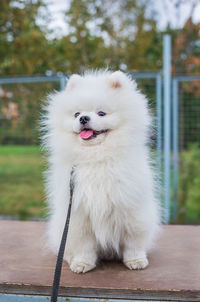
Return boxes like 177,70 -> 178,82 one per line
44,71 -> 151,151
65,71 -> 131,146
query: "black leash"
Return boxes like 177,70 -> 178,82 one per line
51,169 -> 74,302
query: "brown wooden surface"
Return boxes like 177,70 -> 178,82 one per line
0,221 -> 200,301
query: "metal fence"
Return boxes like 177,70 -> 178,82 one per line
172,75 -> 200,224
0,73 -> 165,213
0,76 -> 67,144
0,73 -> 162,150
1,72 -> 200,224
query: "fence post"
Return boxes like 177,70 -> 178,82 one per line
59,76 -> 67,91
163,34 -> 171,224
172,78 -> 178,222
156,73 -> 162,201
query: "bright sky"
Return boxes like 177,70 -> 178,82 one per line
44,0 -> 200,37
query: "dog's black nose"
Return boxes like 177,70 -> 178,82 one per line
80,115 -> 90,125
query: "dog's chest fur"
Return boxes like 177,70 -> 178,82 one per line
72,160 -> 135,251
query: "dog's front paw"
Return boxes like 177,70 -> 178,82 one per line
70,260 -> 96,273
124,256 -> 149,270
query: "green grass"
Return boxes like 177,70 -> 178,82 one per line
0,145 -> 47,220
0,145 -> 199,224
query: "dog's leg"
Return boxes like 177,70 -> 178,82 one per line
69,237 -> 97,273
122,231 -> 149,270
64,211 -> 97,273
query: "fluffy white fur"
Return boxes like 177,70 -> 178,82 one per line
42,70 -> 160,273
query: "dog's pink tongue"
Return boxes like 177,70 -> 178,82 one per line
80,129 -> 94,139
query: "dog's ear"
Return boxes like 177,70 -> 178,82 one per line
67,74 -> 82,90
109,71 -> 137,90
109,71 -> 127,89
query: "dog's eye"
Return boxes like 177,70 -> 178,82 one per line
74,112 -> 80,118
97,111 -> 106,117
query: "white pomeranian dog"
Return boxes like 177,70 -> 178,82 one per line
42,70 -> 160,274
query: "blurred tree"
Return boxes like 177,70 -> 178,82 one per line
1,0 -> 200,76
0,0 -> 163,146
172,18 -> 200,76
0,0 -> 54,75
57,0 -> 162,73
171,18 -> 200,150
56,0 -> 110,73
118,1 -> 162,71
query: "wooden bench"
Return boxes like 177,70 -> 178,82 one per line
0,221 -> 200,301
